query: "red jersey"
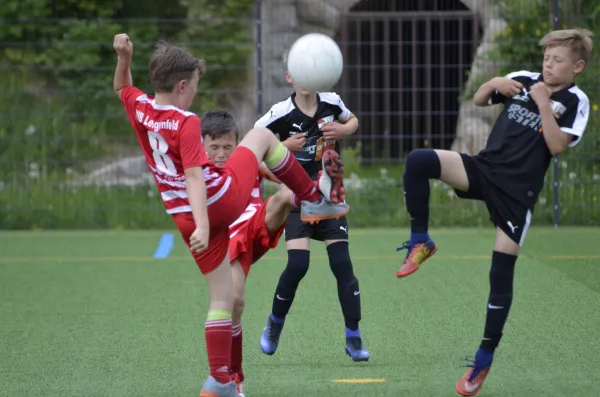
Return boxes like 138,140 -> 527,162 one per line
120,86 -> 230,214
229,176 -> 263,239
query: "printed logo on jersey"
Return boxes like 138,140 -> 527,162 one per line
513,87 -> 530,102
549,100 -> 567,118
136,109 -> 144,123
142,116 -> 180,132
507,103 -> 541,132
317,115 -> 335,129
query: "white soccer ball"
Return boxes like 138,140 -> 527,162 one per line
287,33 -> 343,92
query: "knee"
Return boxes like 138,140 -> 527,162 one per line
281,249 -> 310,285
232,291 -> 245,320
248,126 -> 274,143
273,185 -> 292,206
326,241 -> 355,282
489,258 -> 516,296
405,149 -> 441,178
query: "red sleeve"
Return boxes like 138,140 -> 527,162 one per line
120,86 -> 146,115
180,116 -> 207,170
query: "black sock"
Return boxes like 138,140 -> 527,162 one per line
271,249 -> 310,319
480,250 -> 517,353
327,242 -> 361,331
403,149 -> 441,233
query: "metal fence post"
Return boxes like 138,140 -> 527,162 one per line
552,0 -> 560,228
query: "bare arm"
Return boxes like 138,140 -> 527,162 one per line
114,57 -> 133,96
473,79 -> 500,107
539,104 -> 571,156
184,166 -> 209,229
473,77 -> 523,107
337,113 -> 359,135
112,34 -> 134,97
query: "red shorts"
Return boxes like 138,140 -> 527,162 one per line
172,147 -> 259,275
229,197 -> 286,278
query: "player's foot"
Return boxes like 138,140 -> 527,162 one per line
199,376 -> 238,397
345,337 -> 370,362
456,349 -> 493,396
319,149 -> 345,204
395,239 -> 438,278
300,199 -> 349,224
231,373 -> 245,397
260,315 -> 284,355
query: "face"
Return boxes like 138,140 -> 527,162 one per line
285,71 -> 315,97
177,70 -> 200,110
203,132 -> 236,166
542,46 -> 585,87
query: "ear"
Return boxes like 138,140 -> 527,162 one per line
285,72 -> 293,84
574,59 -> 585,75
177,79 -> 187,94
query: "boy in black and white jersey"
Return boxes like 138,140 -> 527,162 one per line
396,29 -> 592,396
256,55 -> 370,362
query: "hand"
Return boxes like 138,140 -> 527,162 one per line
283,134 -> 306,152
492,77 -> 523,97
529,82 -> 552,107
189,227 -> 209,253
113,33 -> 133,61
321,122 -> 346,141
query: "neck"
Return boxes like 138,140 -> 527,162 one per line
154,93 -> 179,107
547,81 -> 573,93
294,92 -> 318,113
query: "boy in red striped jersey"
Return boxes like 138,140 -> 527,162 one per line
113,34 -> 349,397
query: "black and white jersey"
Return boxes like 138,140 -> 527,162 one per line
255,92 -> 352,178
478,70 -> 589,207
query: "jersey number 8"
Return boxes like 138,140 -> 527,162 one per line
147,130 -> 177,176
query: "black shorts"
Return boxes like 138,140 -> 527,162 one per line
284,209 -> 349,242
454,154 -> 533,246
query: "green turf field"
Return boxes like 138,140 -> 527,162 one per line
1,228 -> 600,397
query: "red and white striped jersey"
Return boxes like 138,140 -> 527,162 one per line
229,176 -> 263,239
120,86 -> 231,214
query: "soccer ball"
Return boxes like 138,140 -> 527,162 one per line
286,33 -> 343,92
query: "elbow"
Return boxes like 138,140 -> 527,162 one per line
473,95 -> 488,107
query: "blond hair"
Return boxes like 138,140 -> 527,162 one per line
539,28 -> 593,64
149,41 -> 206,93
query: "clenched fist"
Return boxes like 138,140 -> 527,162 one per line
113,33 -> 133,61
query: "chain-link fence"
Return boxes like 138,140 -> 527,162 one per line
1,0 -> 598,229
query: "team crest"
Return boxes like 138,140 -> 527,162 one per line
549,100 -> 567,119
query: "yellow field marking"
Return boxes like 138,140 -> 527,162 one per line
332,378 -> 387,384
0,255 -> 599,264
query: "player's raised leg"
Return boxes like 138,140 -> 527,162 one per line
456,226 -> 519,396
237,127 -> 348,223
324,238 -> 369,362
396,149 -> 469,278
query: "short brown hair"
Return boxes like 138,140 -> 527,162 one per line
201,110 -> 239,141
149,41 -> 206,93
539,28 -> 593,64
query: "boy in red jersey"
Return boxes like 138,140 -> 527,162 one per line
112,34 -> 349,397
201,110 -> 295,397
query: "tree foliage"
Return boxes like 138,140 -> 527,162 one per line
0,0 -> 254,180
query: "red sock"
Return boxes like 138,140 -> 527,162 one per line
268,149 -> 321,203
230,323 -> 244,380
205,319 -> 233,384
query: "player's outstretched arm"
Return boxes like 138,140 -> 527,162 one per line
473,77 -> 523,107
113,33 -> 134,97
